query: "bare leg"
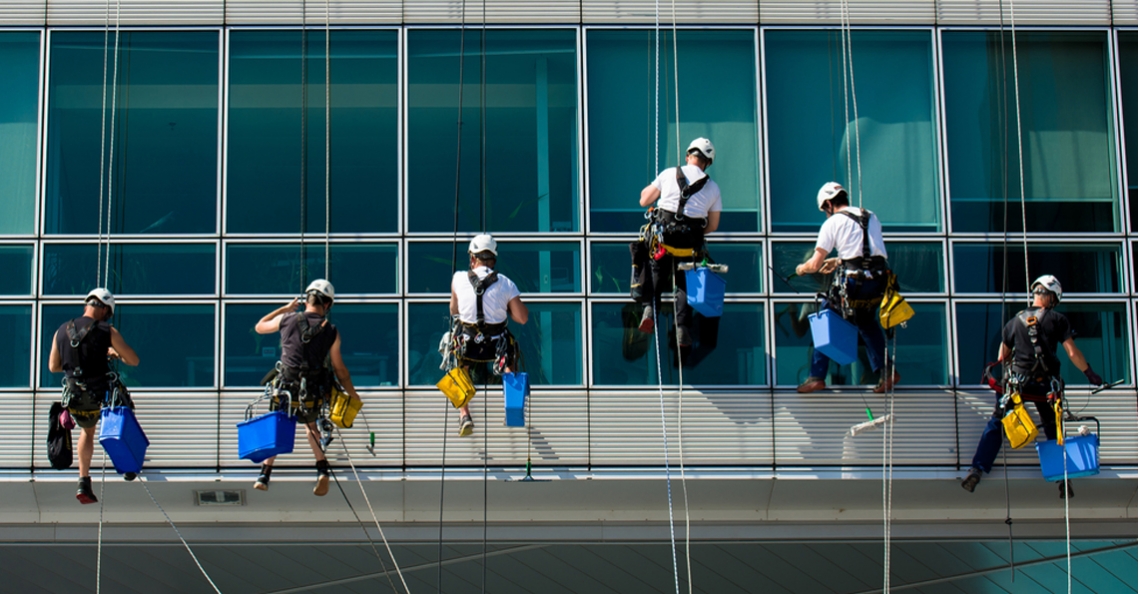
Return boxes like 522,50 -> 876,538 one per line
77,426 -> 96,478
304,422 -> 326,461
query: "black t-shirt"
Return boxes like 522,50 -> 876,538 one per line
55,316 -> 112,388
1001,307 -> 1072,376
279,311 -> 338,371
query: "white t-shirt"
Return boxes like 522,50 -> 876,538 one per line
452,266 -> 520,325
815,207 -> 888,261
651,164 -> 722,218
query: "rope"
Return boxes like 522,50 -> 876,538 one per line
96,0 -> 111,287
1004,0 -> 1030,304
328,469 -> 400,594
482,382 -> 489,593
1063,421 -> 1072,594
650,297 -> 681,594
324,0 -> 331,278
670,274 -> 692,594
139,478 -> 223,593
95,451 -> 107,594
881,337 -> 897,593
103,0 -> 122,285
300,0 -> 309,291
436,402 -> 449,594
335,428 -> 411,593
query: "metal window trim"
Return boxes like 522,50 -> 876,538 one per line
33,28 -> 45,242
1111,30 -> 1133,241
220,27 -> 230,237
39,240 -> 220,299
0,301 -> 36,390
755,26 -> 768,235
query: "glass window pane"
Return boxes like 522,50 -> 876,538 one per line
227,30 -> 398,234
0,33 -> 39,234
407,302 -> 451,386
1119,32 -> 1137,232
513,302 -> 582,385
45,32 -> 219,235
952,243 -> 1123,294
408,241 -> 580,294
41,304 -> 215,388
944,31 -> 1119,232
589,242 -> 636,295
407,30 -> 579,233
0,245 -> 34,295
0,306 -> 32,387
765,30 -> 941,232
956,301 -> 1131,386
775,301 -> 946,386
771,241 -> 944,294
591,302 -> 765,386
43,243 -> 215,295
589,241 -> 764,295
587,30 -> 760,232
225,243 -> 397,295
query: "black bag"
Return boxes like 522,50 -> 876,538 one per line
47,402 -> 73,470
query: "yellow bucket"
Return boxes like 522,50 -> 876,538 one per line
330,388 -> 363,428
437,367 -> 475,409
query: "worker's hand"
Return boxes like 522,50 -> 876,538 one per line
819,258 -> 840,274
794,264 -> 804,276
107,347 -> 120,360
1083,367 -> 1103,386
288,297 -> 300,310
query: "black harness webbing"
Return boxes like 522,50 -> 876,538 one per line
297,312 -> 327,344
467,270 -> 500,326
840,209 -> 875,271
672,166 -> 709,222
66,319 -> 98,349
1017,307 -> 1049,376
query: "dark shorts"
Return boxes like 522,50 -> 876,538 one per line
271,370 -> 330,425
63,382 -> 106,429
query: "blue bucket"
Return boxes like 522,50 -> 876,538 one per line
98,407 -> 149,475
686,267 -> 726,318
1036,434 -> 1100,482
503,372 -> 529,428
237,411 -> 296,463
808,308 -> 858,366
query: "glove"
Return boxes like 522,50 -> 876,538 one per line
1083,367 -> 1103,386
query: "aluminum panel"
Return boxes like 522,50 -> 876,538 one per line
0,1 -> 47,25
225,0 -> 403,25
403,0 -> 580,23
582,0 -> 759,23
46,0 -> 224,25
936,0 -> 1112,25
0,394 -> 34,469
1113,1 -> 1138,24
759,0 -> 935,24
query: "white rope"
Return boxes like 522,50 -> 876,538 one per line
336,428 -> 412,593
95,451 -> 107,594
839,0 -> 863,207
104,0 -> 121,285
96,0 -> 111,287
881,337 -> 897,593
650,298 -> 681,594
1063,421 -> 1071,594
324,0 -> 331,278
670,0 -> 681,165
671,278 -> 692,594
1004,0 -> 1030,305
140,478 -> 223,593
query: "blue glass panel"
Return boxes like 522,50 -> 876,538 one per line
41,304 -> 214,388
227,30 -> 398,233
771,241 -> 944,294
0,306 -> 32,387
0,33 -> 39,235
45,31 -> 219,235
407,302 -> 451,387
589,241 -> 763,295
765,30 -> 940,232
591,301 -> 766,386
587,29 -> 760,232
952,243 -> 1123,294
0,245 -> 34,295
407,242 -> 580,294
225,243 -> 397,295
407,29 -> 579,233
1119,32 -> 1137,232
42,243 -> 215,295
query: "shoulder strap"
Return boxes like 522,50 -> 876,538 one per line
839,209 -> 873,268
297,311 -> 326,344
1016,308 -> 1047,372
468,270 -> 500,326
673,167 -> 709,221
66,319 -> 98,348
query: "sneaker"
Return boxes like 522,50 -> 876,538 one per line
1059,480 -> 1075,499
961,468 -> 982,493
254,465 -> 272,491
676,325 -> 692,347
314,461 -> 330,497
873,369 -> 902,394
76,477 -> 97,505
459,414 -> 474,437
796,377 -> 826,394
638,305 -> 655,333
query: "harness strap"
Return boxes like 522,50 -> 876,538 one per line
297,311 -> 327,344
467,270 -> 500,327
673,166 -> 709,222
67,319 -> 98,349
1017,308 -> 1049,375
840,209 -> 874,271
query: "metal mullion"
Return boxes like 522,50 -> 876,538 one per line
575,25 -> 586,236
759,26 -> 772,236
932,27 -> 950,237
220,26 -> 231,237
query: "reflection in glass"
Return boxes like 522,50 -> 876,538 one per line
45,31 -> 219,235
407,302 -> 452,386
0,306 -> 31,387
952,243 -> 1122,294
407,30 -> 579,233
225,243 -> 398,295
0,245 -> 33,295
765,30 -> 940,232
227,30 -> 398,233
43,243 -> 215,295
1119,32 -> 1137,232
41,304 -> 214,388
771,241 -> 944,294
407,242 -> 580,294
944,31 -> 1118,232
0,33 -> 40,234
590,242 -> 763,294
588,30 -> 760,232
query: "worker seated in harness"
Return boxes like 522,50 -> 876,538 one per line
448,234 -> 529,437
47,288 -> 140,504
252,279 -> 362,496
634,137 -> 722,351
962,275 -> 1104,498
795,182 -> 899,394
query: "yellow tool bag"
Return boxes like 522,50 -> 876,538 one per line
879,271 -> 915,329
1001,392 -> 1038,449
437,367 -> 475,409
329,386 -> 363,429
1053,396 -> 1065,446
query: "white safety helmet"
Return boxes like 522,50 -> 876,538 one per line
305,279 -> 336,302
85,288 -> 115,314
1031,274 -> 1063,303
817,181 -> 847,211
687,138 -> 715,163
468,234 -> 498,257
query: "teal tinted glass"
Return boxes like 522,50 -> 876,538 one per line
589,242 -> 763,294
42,243 -> 215,295
1119,32 -> 1137,231
591,302 -> 765,385
952,243 -> 1123,294
0,245 -> 34,295
0,33 -> 39,234
407,242 -> 580,294
45,31 -> 218,235
774,301 -> 946,386
771,241 -> 944,294
41,304 -> 215,388
407,30 -> 579,233
0,306 -> 32,387
227,30 -> 398,234
944,31 -> 1118,232
766,30 -> 940,232
407,302 -> 451,386
512,302 -> 582,385
587,30 -> 760,232
589,242 -> 635,295
225,243 -> 397,295
956,302 -> 1132,386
